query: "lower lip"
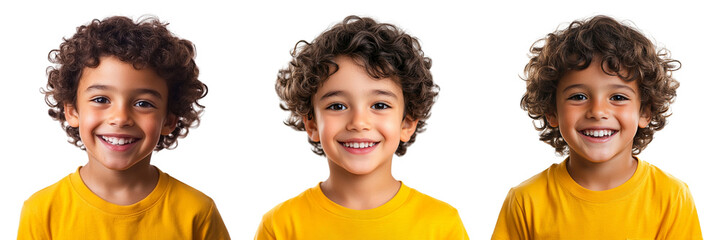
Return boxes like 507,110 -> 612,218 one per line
579,131 -> 616,143
98,136 -> 139,151
341,143 -> 378,154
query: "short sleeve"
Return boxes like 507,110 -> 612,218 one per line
17,200 -> 50,240
445,209 -> 470,240
254,210 -> 276,240
195,200 -> 230,240
491,188 -> 529,240
660,184 -> 703,239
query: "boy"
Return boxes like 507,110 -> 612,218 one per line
18,16 -> 230,239
492,15 -> 702,239
255,15 -> 468,239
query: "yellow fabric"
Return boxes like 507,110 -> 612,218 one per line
255,183 -> 468,240
492,158 -> 702,240
18,167 -> 230,240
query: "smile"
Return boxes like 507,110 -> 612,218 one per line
580,129 -> 617,138
342,142 -> 377,149
100,136 -> 138,146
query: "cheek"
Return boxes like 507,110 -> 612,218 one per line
555,107 -> 581,137
142,114 -> 168,136
77,111 -> 103,132
316,116 -> 342,142
557,107 -> 580,126
617,107 -> 642,128
378,116 -> 402,141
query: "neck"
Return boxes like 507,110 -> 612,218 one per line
79,157 -> 159,205
566,152 -> 637,191
321,160 -> 400,210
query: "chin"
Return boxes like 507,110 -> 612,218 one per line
343,166 -> 377,176
573,151 -> 617,164
103,164 -> 136,171
99,159 -> 143,171
335,161 -> 381,176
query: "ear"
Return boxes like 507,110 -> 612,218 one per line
64,103 -> 80,128
638,106 -> 652,129
302,115 -> 320,142
161,114 -> 178,135
545,113 -> 559,128
400,116 -> 419,142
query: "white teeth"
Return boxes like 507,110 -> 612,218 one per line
582,130 -> 614,138
343,142 -> 376,149
101,136 -> 136,146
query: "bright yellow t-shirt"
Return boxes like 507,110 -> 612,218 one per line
18,167 -> 230,240
255,182 -> 468,240
492,158 -> 702,240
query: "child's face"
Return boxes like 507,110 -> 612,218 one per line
64,56 -> 176,171
546,58 -> 651,164
303,56 -> 418,176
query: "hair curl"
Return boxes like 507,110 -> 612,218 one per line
44,16 -> 207,151
521,15 -> 680,155
276,15 -> 438,156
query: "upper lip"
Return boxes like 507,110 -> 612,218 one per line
97,133 -> 140,139
338,138 -> 379,143
578,127 -> 617,131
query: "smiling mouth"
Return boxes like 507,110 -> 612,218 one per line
580,129 -> 617,138
100,136 -> 139,146
341,142 -> 378,149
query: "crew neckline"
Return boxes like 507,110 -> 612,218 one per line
69,166 -> 170,216
309,182 -> 413,220
556,157 -> 648,203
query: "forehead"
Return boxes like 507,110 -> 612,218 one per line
77,56 -> 168,97
558,59 -> 638,91
314,56 -> 402,98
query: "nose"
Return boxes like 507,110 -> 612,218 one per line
347,107 -> 371,131
108,104 -> 134,127
586,97 -> 609,120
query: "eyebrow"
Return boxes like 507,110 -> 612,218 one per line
372,89 -> 398,99
84,84 -> 164,99
318,90 -> 344,101
562,84 -> 636,94
318,89 -> 399,101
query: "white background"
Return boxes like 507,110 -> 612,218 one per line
1,0 -> 719,239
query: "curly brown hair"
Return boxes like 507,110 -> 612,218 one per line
521,15 -> 680,155
44,16 -> 207,151
276,15 -> 438,156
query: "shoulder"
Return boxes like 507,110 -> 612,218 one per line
163,173 -> 230,239
405,187 -> 469,238
507,164 -> 556,200
641,161 -> 702,238
643,161 -> 693,196
256,186 -> 314,238
19,173 -> 73,234
261,187 -> 314,222
165,174 -> 218,213
22,174 -> 73,212
406,187 -> 461,218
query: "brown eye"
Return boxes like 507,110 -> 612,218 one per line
371,103 -> 390,109
610,95 -> 629,101
91,97 -> 109,104
568,94 -> 587,101
326,103 -> 347,111
135,100 -> 156,108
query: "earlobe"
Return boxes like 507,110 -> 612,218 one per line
546,113 -> 559,128
400,116 -> 419,142
161,114 -> 178,135
302,115 -> 320,142
64,103 -> 80,128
